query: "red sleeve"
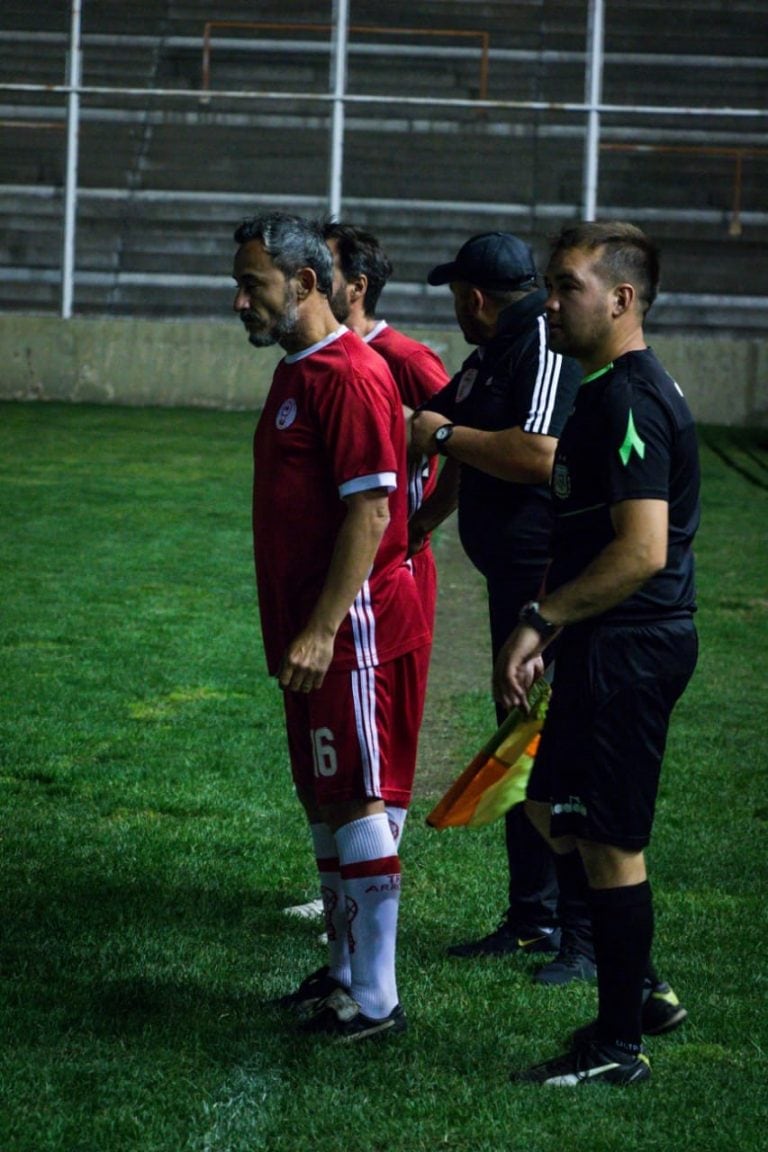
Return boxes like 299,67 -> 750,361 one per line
392,346 -> 450,409
309,358 -> 401,495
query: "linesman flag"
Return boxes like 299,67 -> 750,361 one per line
426,677 -> 551,830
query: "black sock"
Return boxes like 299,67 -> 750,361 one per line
589,880 -> 654,1056
553,849 -> 594,960
645,957 -> 661,989
504,803 -> 558,932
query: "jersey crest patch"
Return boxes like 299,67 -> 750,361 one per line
553,460 -> 571,499
618,408 -> 646,466
456,368 -> 478,403
275,398 -> 298,429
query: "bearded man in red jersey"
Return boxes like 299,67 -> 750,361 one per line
232,211 -> 430,1042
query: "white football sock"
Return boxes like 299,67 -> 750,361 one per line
336,812 -> 401,1020
310,822 -> 350,988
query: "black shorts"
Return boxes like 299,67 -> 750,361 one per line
527,618 -> 698,850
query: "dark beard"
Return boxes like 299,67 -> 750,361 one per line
247,328 -> 278,348
241,290 -> 300,348
329,283 -> 350,324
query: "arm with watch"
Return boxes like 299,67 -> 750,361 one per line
493,497 -> 670,713
409,408 -> 557,484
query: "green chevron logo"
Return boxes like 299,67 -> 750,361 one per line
619,409 -> 646,466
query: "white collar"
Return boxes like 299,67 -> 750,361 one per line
363,320 -> 388,344
284,325 -> 348,363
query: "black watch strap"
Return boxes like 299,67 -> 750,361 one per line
434,423 -> 455,454
518,600 -> 558,640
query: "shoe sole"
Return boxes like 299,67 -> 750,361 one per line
300,989 -> 407,1042
336,1015 -> 408,1043
515,1053 -> 651,1086
545,1062 -> 650,1086
534,967 -> 597,986
642,1005 -> 688,1035
447,936 -> 559,959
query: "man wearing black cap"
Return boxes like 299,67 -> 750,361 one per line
409,232 -> 585,978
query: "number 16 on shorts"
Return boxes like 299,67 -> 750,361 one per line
312,727 -> 338,778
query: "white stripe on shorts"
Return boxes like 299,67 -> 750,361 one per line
351,665 -> 381,797
350,578 -> 379,668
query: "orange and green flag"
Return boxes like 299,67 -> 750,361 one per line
426,677 -> 550,829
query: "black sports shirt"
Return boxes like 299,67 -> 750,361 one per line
548,348 -> 700,621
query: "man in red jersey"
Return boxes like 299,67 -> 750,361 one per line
232,211 -> 431,1041
281,221 -> 449,935
322,220 -> 450,631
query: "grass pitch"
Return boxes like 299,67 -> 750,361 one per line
1,402 -> 767,1152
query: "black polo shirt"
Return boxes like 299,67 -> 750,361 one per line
423,291 -> 580,577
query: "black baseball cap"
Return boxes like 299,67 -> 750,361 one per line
427,231 -> 537,290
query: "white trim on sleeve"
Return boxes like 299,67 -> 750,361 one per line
339,471 -> 397,498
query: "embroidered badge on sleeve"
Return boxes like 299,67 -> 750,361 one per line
618,409 -> 646,467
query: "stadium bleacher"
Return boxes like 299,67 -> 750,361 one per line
0,0 -> 766,332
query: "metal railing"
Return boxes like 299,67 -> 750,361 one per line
1,0 -> 766,321
599,143 -> 768,237
201,20 -> 491,101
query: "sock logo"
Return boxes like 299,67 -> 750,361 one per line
364,874 -> 402,894
345,894 -> 359,955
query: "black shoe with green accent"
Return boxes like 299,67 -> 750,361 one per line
273,966 -> 345,1016
447,922 -> 560,958
300,987 -> 407,1042
571,981 -> 687,1047
513,1040 -> 651,1086
641,981 -> 688,1035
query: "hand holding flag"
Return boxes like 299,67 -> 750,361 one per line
427,678 -> 551,830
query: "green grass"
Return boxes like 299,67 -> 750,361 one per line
1,401 -> 767,1152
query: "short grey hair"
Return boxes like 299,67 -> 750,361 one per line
234,212 -> 333,297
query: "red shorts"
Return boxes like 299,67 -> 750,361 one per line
282,644 -> 430,808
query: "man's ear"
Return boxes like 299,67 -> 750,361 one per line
349,273 -> 368,304
295,266 -> 317,299
612,282 -> 635,317
467,285 -> 486,317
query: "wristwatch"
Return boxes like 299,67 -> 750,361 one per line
518,600 -> 559,640
434,423 -> 455,454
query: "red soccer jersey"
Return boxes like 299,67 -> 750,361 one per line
366,321 -> 448,411
366,321 -> 448,515
366,321 -> 448,630
252,327 -> 430,675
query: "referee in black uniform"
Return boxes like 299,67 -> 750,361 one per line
495,221 -> 700,1086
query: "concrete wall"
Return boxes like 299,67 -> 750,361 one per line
1,315 -> 766,426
